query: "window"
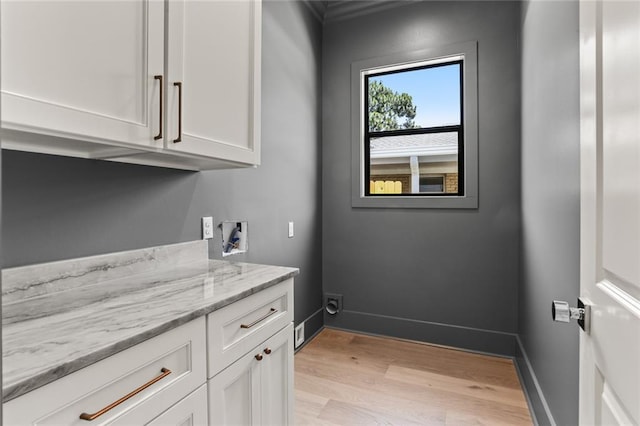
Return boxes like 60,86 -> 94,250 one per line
419,176 -> 445,193
351,42 -> 478,209
365,60 -> 464,197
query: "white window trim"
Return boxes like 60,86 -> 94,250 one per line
351,41 -> 479,209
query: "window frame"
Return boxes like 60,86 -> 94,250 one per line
351,41 -> 478,209
364,59 -> 464,197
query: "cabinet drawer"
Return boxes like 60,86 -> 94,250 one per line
146,384 -> 207,426
3,317 -> 206,426
207,279 -> 293,378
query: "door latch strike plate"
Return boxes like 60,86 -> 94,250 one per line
577,297 -> 591,335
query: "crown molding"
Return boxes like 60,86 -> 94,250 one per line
324,0 -> 416,24
301,0 -> 328,23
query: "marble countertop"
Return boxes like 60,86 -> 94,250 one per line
2,241 -> 298,402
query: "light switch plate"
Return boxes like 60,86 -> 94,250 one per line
202,217 -> 214,239
288,221 -> 294,238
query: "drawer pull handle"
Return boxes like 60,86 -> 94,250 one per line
255,353 -> 264,361
79,367 -> 172,421
240,308 -> 278,329
264,347 -> 272,355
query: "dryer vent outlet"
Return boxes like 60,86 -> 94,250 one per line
325,293 -> 343,315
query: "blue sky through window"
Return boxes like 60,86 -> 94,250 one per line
370,63 -> 461,128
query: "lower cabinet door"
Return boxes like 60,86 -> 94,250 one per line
207,324 -> 293,426
147,384 -> 208,426
261,324 -> 294,426
207,346 -> 262,425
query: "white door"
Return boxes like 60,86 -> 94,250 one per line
579,1 -> 640,425
165,0 -> 261,165
0,0 -> 164,155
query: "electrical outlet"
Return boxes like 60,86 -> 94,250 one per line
202,217 -> 214,239
294,322 -> 305,348
288,221 -> 294,238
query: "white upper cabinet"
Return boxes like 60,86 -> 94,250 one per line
0,0 -> 261,170
166,0 -> 261,166
1,0 -> 164,157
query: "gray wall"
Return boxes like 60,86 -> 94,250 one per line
1,0 -> 323,337
0,15 -> 3,407
322,1 -> 522,355
518,1 -> 581,425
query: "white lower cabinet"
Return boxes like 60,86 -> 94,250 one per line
3,318 -> 207,426
147,384 -> 208,426
3,281 -> 294,426
208,324 -> 294,426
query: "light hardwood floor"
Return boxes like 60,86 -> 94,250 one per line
294,328 -> 533,425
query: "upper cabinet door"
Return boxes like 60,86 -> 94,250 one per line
1,0 -> 164,156
166,0 -> 261,166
